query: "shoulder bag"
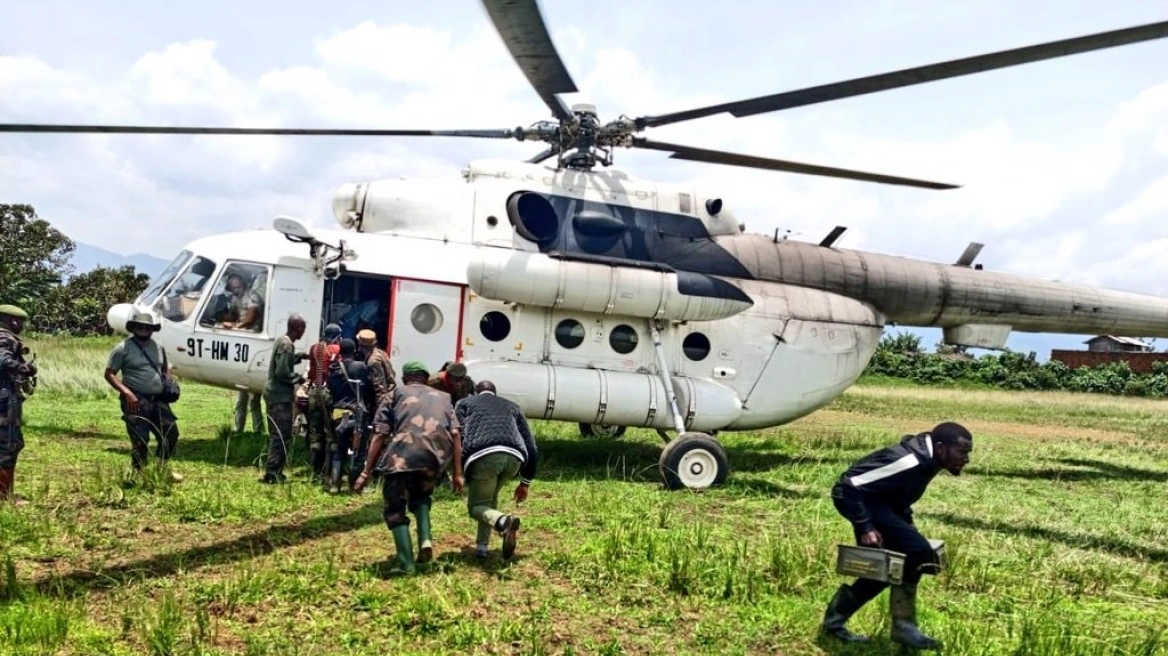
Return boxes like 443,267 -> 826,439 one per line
131,339 -> 182,403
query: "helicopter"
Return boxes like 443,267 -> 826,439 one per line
4,2 -> 1168,490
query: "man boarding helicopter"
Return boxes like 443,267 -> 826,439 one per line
5,3 -> 1168,491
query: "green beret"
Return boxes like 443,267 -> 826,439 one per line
0,304 -> 29,320
402,360 -> 429,376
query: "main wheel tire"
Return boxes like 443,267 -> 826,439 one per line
659,432 -> 729,490
579,423 -> 627,439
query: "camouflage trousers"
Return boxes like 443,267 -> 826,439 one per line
381,469 -> 441,529
305,386 -> 335,454
264,401 -> 294,479
0,422 -> 22,469
121,394 -> 180,470
0,392 -> 23,468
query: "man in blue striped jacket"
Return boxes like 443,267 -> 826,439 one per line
821,422 -> 973,650
454,380 -> 539,560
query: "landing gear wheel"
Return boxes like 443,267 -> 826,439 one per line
659,432 -> 729,491
579,423 -> 627,439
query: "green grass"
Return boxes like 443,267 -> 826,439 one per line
2,337 -> 1166,654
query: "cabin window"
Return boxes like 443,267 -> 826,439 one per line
683,332 -> 711,361
480,311 -> 511,342
196,261 -> 270,333
152,255 -> 218,323
554,319 -> 585,349
609,324 -> 639,354
410,303 -> 443,335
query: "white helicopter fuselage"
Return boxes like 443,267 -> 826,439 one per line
108,158 -> 1168,436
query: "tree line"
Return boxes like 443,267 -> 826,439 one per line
867,332 -> 1168,398
1,204 -> 151,335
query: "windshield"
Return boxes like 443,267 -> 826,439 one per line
153,255 -> 219,322
137,249 -> 193,306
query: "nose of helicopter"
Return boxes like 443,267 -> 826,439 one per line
107,303 -> 135,335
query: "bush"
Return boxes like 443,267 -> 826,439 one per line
865,331 -> 1168,399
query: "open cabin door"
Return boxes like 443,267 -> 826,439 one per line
388,278 -> 466,376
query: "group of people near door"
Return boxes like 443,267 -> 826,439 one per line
104,310 -> 540,572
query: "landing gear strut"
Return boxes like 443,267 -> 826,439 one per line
647,320 -> 729,491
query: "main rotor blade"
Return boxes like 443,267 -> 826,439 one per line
633,139 -> 959,190
0,124 -> 521,138
639,20 -> 1168,129
481,0 -> 578,121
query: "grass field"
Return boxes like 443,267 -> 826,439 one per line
2,335 -> 1167,655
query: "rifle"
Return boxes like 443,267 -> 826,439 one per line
17,349 -> 38,400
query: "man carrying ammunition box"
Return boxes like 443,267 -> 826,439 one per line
820,421 -> 973,650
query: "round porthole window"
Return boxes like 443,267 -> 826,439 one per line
609,324 -> 638,354
410,303 -> 443,334
683,332 -> 711,361
555,319 -> 585,349
480,311 -> 511,342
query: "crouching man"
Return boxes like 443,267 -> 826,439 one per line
820,422 -> 973,650
454,380 -> 538,560
355,361 -> 462,574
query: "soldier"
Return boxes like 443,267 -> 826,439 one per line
355,361 -> 462,575
428,361 -> 475,406
356,329 -> 396,409
0,304 -> 36,505
305,323 -> 342,476
104,311 -> 183,482
325,338 -> 373,494
261,313 -> 307,484
454,380 -> 537,559
820,422 -> 973,650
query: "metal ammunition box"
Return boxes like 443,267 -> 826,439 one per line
835,544 -> 907,584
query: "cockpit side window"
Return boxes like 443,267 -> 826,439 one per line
138,249 -> 193,306
197,261 -> 270,334
152,255 -> 218,323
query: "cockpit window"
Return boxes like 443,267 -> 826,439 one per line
138,249 -> 193,306
198,261 -> 270,334
153,256 -> 218,322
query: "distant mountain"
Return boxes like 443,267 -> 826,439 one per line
69,242 -> 169,279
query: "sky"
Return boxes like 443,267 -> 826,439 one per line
2,0 -> 1167,358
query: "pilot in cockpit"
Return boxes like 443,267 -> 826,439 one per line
215,272 -> 265,332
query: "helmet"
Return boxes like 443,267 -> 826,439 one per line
323,323 -> 342,341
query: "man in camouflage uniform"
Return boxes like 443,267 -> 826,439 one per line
428,361 -> 475,406
354,329 -> 393,484
0,304 -> 36,505
355,361 -> 463,575
261,313 -> 307,484
356,329 -> 396,409
305,323 -> 341,477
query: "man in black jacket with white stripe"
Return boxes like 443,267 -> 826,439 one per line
821,422 -> 973,650
454,380 -> 539,560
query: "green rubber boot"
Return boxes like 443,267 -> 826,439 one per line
890,583 -> 941,650
415,502 -> 434,564
390,524 -> 416,575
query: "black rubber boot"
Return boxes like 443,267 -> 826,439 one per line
821,584 -> 872,642
328,459 -> 342,494
890,583 -> 941,650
